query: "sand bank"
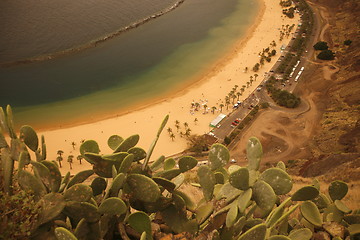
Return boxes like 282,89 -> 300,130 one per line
38,0 -> 300,174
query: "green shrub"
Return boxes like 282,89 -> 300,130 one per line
317,49 -> 335,60
313,41 -> 329,50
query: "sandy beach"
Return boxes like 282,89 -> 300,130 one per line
37,0 -> 300,174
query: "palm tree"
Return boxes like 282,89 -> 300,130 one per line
175,120 -> 180,132
236,92 -> 241,101
57,150 -> 64,157
254,74 -> 258,81
175,124 -> 180,132
232,94 -> 237,104
225,98 -> 230,110
203,104 -> 208,114
250,76 -> 253,82
183,122 -> 189,129
67,155 -> 74,170
234,84 -> 238,90
211,106 -> 217,114
219,104 -> 224,112
242,85 -> 246,90
167,127 -> 172,135
246,82 -> 250,88
244,67 -> 248,73
170,133 -> 175,141
77,155 -> 83,165
240,87 -> 245,94
56,156 -> 63,168
194,118 -> 198,125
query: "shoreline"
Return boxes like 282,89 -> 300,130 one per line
0,0 -> 185,67
32,0 -> 299,174
24,0 -> 264,133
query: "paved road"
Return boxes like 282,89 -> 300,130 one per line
212,2 -> 322,141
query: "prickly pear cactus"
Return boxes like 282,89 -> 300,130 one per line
20,125 -> 39,152
107,135 -> 123,150
300,201 -> 323,227
80,140 -> 100,155
291,186 -> 319,201
246,137 -> 263,171
126,174 -> 161,203
64,184 -> 93,202
98,197 -> 127,215
229,167 -> 249,190
252,180 -> 276,212
127,211 -> 153,240
259,168 -> 292,195
55,227 -> 78,240
197,165 -> 216,201
208,143 -> 230,170
114,134 -> 140,153
328,180 -> 348,201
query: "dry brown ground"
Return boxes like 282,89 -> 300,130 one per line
228,0 -> 360,208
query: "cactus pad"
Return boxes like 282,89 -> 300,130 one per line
291,186 -> 319,201
36,193 -> 66,226
328,180 -> 348,201
174,190 -> 196,212
300,201 -> 323,227
229,167 -> 249,190
109,173 -> 126,197
67,170 -> 94,188
238,223 -> 266,240
226,201 -> 239,228
252,180 -> 276,211
259,168 -> 292,195
118,154 -> 134,173
98,197 -> 127,215
237,188 -> 252,213
154,169 -> 182,180
54,227 -> 78,240
107,135 -> 123,150
42,160 -> 62,192
128,147 -> 146,161
20,125 -> 39,152
64,201 -> 100,223
178,156 -> 198,172
163,158 -> 176,170
150,155 -> 165,171
268,236 -> 290,240
196,202 -> 214,224
114,134 -> 139,153
288,228 -> 312,240
153,177 -> 176,192
126,174 -> 161,202
127,211 -> 152,240
197,165 -> 216,201
91,177 -> 107,196
64,184 -> 93,202
18,170 -> 46,198
246,137 -> 263,171
80,140 -> 100,155
208,143 -> 230,170
334,200 -> 351,213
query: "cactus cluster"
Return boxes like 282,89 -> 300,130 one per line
1,105 -> 359,240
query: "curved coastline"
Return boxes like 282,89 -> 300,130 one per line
0,0 -> 185,67
36,0 -> 301,172
18,0 -> 263,132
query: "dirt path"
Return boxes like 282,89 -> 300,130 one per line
229,1 -> 340,166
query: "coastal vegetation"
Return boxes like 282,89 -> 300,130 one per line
1,111 -> 359,239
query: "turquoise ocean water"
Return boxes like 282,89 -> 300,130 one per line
0,0 -> 258,128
